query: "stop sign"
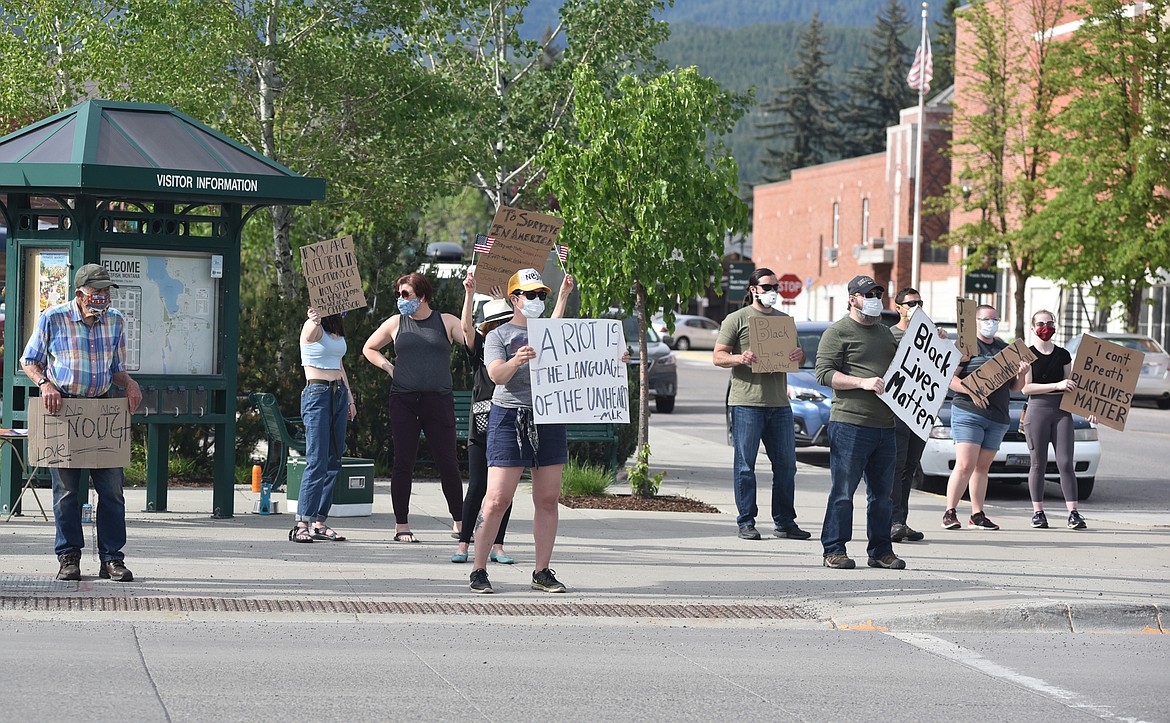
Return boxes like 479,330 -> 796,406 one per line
777,274 -> 803,299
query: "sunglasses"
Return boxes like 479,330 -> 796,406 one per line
856,289 -> 884,299
1035,320 -> 1055,328
397,289 -> 415,299
756,283 -> 779,292
514,290 -> 548,301
899,299 -> 923,308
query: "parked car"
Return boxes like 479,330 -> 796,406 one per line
1065,332 -> 1170,409
920,391 -> 1102,499
653,313 -> 722,351
620,316 -> 678,413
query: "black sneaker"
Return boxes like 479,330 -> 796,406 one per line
98,559 -> 133,582
903,525 -> 925,541
822,553 -> 856,569
867,553 -> 907,570
1067,510 -> 1087,530
1032,511 -> 1049,529
968,512 -> 1000,530
737,525 -> 761,540
531,568 -> 567,593
469,568 -> 493,594
773,525 -> 811,540
56,552 -> 81,581
942,508 -> 961,530
891,523 -> 909,542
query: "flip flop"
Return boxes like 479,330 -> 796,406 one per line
393,531 -> 419,543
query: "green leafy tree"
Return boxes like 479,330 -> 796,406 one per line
943,0 -> 1063,339
756,12 -> 839,182
1031,0 -> 1170,331
540,66 -> 749,494
837,0 -> 915,157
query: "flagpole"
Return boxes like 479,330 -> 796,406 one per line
910,1 -> 929,291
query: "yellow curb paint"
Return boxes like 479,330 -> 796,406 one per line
1140,626 -> 1167,634
838,620 -> 889,631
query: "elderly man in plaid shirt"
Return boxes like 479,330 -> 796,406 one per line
20,263 -> 143,582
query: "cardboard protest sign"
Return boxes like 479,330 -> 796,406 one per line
749,314 -> 800,373
299,235 -> 367,316
881,308 -> 959,439
960,339 -> 1037,404
1061,335 -> 1142,431
956,297 -> 979,356
475,206 -> 564,292
28,398 -> 132,468
528,318 -> 629,423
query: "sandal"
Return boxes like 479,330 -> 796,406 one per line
393,531 -> 419,543
312,526 -> 346,542
289,525 -> 314,543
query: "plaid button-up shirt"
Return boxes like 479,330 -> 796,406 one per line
21,300 -> 127,399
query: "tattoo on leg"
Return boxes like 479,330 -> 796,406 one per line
474,512 -> 484,533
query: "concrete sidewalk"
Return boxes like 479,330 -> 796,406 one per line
0,426 -> 1166,632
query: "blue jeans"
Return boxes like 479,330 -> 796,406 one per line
299,382 -> 348,522
821,422 -> 896,559
730,405 -> 798,529
52,466 -> 126,561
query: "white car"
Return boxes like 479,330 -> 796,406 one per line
653,313 -> 722,351
1066,332 -> 1170,409
920,393 -> 1102,499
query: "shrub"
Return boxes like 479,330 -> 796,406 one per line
561,460 -> 613,497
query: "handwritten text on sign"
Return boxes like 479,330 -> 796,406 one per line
956,297 -> 979,357
1061,335 -> 1142,431
881,309 -> 959,439
749,314 -> 799,373
300,235 -> 367,317
528,319 -> 629,423
28,398 -> 132,468
960,339 -> 1037,404
475,206 -> 564,293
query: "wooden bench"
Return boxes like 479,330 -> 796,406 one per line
249,392 -> 307,492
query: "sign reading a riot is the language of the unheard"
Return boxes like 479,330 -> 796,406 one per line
528,319 -> 629,424
28,398 -> 132,468
881,308 -> 959,439
960,339 -> 1037,405
749,314 -> 800,373
475,206 -> 564,292
1061,335 -> 1142,431
300,235 -> 367,317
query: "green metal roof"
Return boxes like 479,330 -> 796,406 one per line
0,100 -> 326,204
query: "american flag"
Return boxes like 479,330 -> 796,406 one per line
555,244 -> 569,263
907,36 -> 933,93
473,234 -> 495,254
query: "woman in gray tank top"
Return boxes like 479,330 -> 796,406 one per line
362,273 -> 466,542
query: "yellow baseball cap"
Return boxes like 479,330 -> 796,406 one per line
507,268 -> 551,295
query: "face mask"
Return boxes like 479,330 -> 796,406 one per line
860,297 -> 884,317
82,294 -> 111,316
978,319 -> 1000,338
519,298 -> 545,319
1035,324 -> 1056,341
757,290 -> 779,307
397,297 -> 420,316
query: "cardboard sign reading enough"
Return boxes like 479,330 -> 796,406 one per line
749,314 -> 799,373
300,235 -> 367,317
28,398 -> 132,468
1060,335 -> 1142,431
960,339 -> 1037,404
475,206 -> 564,292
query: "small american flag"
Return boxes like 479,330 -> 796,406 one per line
907,36 -> 933,93
473,234 -> 495,254
555,244 -> 569,263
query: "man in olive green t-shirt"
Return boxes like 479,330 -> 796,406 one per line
714,267 -> 810,541
813,275 -> 905,571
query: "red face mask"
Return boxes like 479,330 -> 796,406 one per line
1035,324 -> 1056,341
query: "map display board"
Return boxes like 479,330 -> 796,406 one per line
100,251 -> 220,375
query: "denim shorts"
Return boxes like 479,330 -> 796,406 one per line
486,404 -> 568,468
950,405 -> 1012,451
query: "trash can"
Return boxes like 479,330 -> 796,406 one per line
285,457 -> 374,517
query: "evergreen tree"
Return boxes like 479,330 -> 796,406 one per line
932,0 -> 962,92
837,0 -> 915,157
755,13 -> 839,182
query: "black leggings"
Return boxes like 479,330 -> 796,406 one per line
1022,394 -> 1078,504
458,441 -> 511,545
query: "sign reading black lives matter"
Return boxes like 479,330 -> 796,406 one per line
960,339 -> 1038,405
528,319 -> 629,424
749,314 -> 800,373
299,235 -> 367,317
881,308 -> 959,439
28,398 -> 132,468
1061,335 -> 1142,431
476,206 -> 564,293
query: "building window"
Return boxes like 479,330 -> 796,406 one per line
861,198 -> 870,244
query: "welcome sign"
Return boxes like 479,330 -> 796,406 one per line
528,319 -> 629,423
881,309 -> 959,439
